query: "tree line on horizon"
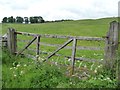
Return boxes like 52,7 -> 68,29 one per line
2,16 -> 45,24
2,16 -> 73,24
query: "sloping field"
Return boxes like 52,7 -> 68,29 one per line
1,17 -> 118,60
2,17 -> 118,88
2,17 -> 117,36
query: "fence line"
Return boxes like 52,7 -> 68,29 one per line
1,21 -> 119,76
26,48 -> 103,63
15,31 -> 105,41
17,39 -> 104,50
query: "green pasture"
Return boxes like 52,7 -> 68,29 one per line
2,17 -> 117,36
1,17 -> 119,88
1,17 -> 118,63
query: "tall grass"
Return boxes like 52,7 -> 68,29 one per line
2,48 -> 117,88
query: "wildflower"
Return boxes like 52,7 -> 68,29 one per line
51,59 -> 54,61
15,67 -> 18,70
98,65 -> 102,68
20,71 -> 24,74
98,78 -> 101,80
68,58 -> 71,61
55,62 -> 58,65
98,65 -> 101,68
81,55 -> 85,58
104,78 -> 107,80
70,82 -> 72,84
36,55 -> 39,58
14,74 -> 17,77
38,57 -> 41,60
100,75 -> 104,78
24,64 -> 27,67
72,74 -> 75,77
94,53 -> 99,56
94,69 -> 97,73
13,62 -> 15,66
78,76 -> 81,79
79,62 -> 83,68
83,72 -> 87,75
84,64 -> 87,68
101,59 -> 103,61
17,64 -> 20,67
94,77 -> 96,80
94,53 -> 95,55
106,77 -> 110,80
77,60 -> 80,63
106,77 -> 112,82
41,58 -> 44,61
81,56 -> 84,57
90,63 -> 94,70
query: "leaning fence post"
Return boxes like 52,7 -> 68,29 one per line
7,28 -> 17,54
104,21 -> 119,73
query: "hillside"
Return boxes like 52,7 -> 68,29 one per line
2,17 -> 118,37
2,17 -> 119,88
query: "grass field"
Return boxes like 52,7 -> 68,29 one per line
1,17 -> 119,88
1,17 -> 118,59
2,17 -> 118,36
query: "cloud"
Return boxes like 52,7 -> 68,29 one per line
0,0 -> 119,22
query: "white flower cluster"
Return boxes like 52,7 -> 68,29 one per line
36,55 -> 45,62
10,62 -> 28,77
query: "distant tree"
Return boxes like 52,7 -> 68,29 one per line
2,16 -> 45,23
8,16 -> 15,23
38,16 -> 44,23
16,16 -> 24,23
2,17 -> 8,23
13,18 -> 16,23
29,16 -> 45,23
33,16 -> 38,23
24,17 -> 29,24
30,17 -> 34,23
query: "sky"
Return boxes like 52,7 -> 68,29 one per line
0,0 -> 119,22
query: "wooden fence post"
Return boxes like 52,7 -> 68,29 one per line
71,38 -> 77,75
36,36 -> 40,60
7,28 -> 17,54
118,22 -> 120,87
104,21 -> 119,72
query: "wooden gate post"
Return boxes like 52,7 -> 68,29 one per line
118,22 -> 120,87
7,28 -> 17,54
36,35 -> 40,60
71,38 -> 77,75
104,21 -> 119,73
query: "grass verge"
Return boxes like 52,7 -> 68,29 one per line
2,48 -> 117,88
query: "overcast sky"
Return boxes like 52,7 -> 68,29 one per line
0,0 -> 119,22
